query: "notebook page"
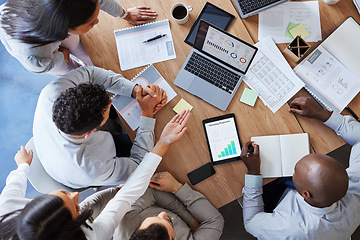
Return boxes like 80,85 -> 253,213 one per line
251,135 -> 282,178
279,133 -> 310,176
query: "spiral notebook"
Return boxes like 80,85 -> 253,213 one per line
114,19 -> 176,71
294,18 -> 360,113
112,65 -> 177,130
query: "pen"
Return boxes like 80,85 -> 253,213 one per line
143,34 -> 167,43
247,144 -> 254,157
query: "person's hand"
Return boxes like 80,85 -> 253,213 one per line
158,110 -> 190,145
58,47 -> 70,64
123,6 -> 157,25
14,146 -> 33,166
136,85 -> 163,117
240,141 -> 260,175
149,172 -> 183,194
151,110 -> 191,157
148,84 -> 167,113
289,97 -> 332,122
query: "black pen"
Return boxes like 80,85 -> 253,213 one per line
247,144 -> 254,157
143,34 -> 167,43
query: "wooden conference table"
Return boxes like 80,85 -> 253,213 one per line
81,0 -> 359,208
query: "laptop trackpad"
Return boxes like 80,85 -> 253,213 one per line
189,79 -> 217,100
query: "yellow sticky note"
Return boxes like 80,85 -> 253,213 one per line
289,24 -> 309,39
240,88 -> 258,107
173,98 -> 193,114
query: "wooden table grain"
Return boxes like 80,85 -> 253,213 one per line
81,0 -> 356,207
241,0 -> 360,154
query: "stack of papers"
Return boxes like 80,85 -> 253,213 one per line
243,37 -> 304,113
259,1 -> 321,43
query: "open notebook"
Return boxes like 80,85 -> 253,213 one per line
251,133 -> 309,178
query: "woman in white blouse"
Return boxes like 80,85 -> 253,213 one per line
0,0 -> 157,75
0,110 -> 190,240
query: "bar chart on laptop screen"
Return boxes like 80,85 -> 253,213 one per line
204,117 -> 241,162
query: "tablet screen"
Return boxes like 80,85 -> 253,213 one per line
184,2 -> 234,47
203,114 -> 242,165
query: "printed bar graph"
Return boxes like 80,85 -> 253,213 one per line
218,141 -> 237,157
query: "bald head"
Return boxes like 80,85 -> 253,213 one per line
293,153 -> 349,208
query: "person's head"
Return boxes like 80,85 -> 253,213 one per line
52,83 -> 111,136
1,0 -> 100,45
129,211 -> 174,240
293,153 -> 349,208
0,190 -> 92,240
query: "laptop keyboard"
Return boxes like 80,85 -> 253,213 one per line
184,52 -> 241,94
238,0 -> 281,15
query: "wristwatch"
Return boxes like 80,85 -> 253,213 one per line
120,9 -> 128,19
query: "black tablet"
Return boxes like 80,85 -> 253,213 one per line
203,113 -> 242,165
184,2 -> 235,47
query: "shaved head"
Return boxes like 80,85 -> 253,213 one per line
293,153 -> 348,208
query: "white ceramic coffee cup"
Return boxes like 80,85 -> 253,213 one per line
170,3 -> 193,24
323,0 -> 340,5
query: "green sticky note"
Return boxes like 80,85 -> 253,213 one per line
289,24 -> 309,39
285,22 -> 298,39
240,88 -> 258,107
173,98 -> 193,114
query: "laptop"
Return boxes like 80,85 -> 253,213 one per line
174,20 -> 257,111
230,0 -> 289,18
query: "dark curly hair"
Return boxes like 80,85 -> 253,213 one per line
52,83 -> 111,135
0,194 -> 93,240
0,0 -> 98,45
129,223 -> 171,240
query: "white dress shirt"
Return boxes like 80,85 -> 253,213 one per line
33,66 -> 156,188
0,152 -> 162,240
0,0 -> 124,73
242,112 -> 360,240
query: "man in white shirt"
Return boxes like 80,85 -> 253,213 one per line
241,96 -> 360,240
33,66 -> 166,189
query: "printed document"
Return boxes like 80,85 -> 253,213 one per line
243,37 -> 304,113
114,20 -> 176,71
295,45 -> 360,112
259,1 -> 321,43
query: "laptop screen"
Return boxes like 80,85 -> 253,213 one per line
194,20 -> 257,74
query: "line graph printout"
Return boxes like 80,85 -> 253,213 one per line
204,117 -> 241,163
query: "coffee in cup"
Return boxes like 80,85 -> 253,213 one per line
170,3 -> 193,24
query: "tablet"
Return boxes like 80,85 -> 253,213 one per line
184,2 -> 235,47
203,113 -> 242,165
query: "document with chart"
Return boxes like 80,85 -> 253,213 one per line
112,65 -> 177,130
294,45 -> 360,112
243,37 -> 304,113
203,114 -> 241,165
114,19 -> 176,71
